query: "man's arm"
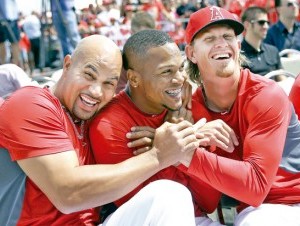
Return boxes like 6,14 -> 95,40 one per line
18,121 -> 200,214
186,85 -> 291,207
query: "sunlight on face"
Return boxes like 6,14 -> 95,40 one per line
63,52 -> 121,121
134,43 -> 186,114
191,24 -> 241,80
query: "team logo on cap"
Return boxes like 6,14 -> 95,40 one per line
210,6 -> 224,21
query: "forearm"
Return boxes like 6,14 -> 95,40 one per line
187,148 -> 277,207
18,149 -> 161,214
69,150 -> 161,211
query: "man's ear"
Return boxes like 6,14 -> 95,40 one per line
63,55 -> 72,71
243,21 -> 250,31
127,69 -> 140,88
237,38 -> 241,50
185,44 -> 197,64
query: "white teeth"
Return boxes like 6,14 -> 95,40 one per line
166,89 -> 181,96
213,53 -> 230,59
81,95 -> 97,106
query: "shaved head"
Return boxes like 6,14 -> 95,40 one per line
53,35 -> 123,120
71,35 -> 121,66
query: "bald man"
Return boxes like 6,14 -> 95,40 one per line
0,35 -> 200,225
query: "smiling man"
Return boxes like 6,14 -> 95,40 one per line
183,6 -> 300,225
0,34 -> 202,225
264,0 -> 300,51
89,30 -> 225,225
241,6 -> 284,80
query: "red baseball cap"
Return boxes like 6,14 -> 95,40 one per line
185,6 -> 244,44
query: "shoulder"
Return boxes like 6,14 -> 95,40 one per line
7,86 -> 60,110
240,69 -> 289,113
91,92 -> 129,125
261,43 -> 280,54
240,69 -> 285,99
0,86 -> 63,127
267,22 -> 281,34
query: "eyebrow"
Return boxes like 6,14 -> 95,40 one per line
108,76 -> 119,81
85,64 -> 119,81
85,64 -> 98,73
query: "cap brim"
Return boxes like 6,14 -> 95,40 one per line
191,19 -> 244,42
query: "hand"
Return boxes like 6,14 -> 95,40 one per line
181,78 -> 192,110
126,126 -> 155,155
164,78 -> 194,123
152,120 -> 200,169
164,107 -> 194,124
197,119 -> 239,153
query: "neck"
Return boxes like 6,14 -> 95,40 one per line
280,17 -> 295,32
245,35 -> 261,51
125,86 -> 164,115
201,78 -> 238,113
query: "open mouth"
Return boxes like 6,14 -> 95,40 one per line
165,88 -> 182,97
212,53 -> 232,60
80,94 -> 98,107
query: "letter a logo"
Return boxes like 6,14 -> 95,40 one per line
210,6 -> 224,21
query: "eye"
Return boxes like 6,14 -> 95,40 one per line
104,81 -> 116,88
224,34 -> 234,40
161,69 -> 172,75
84,72 -> 94,80
204,36 -> 214,42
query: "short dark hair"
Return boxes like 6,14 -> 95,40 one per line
122,29 -> 174,70
241,6 -> 268,23
275,0 -> 281,7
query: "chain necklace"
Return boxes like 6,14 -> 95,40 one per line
62,106 -> 85,140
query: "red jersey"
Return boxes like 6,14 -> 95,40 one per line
89,91 -> 220,215
289,75 -> 300,117
0,86 -> 98,225
189,69 -> 300,211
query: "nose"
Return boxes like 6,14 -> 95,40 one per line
214,36 -> 228,48
171,70 -> 186,84
89,83 -> 102,99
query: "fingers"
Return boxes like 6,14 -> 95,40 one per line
126,126 -> 155,150
133,146 -> 151,155
197,137 -> 210,147
181,79 -> 192,109
127,137 -> 152,148
127,128 -> 155,140
130,126 -> 156,134
193,118 -> 207,130
221,122 -> 239,146
165,107 -> 194,124
198,119 -> 239,153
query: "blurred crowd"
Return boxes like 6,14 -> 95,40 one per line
0,0 -> 300,76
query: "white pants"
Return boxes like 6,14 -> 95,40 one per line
234,203 -> 300,226
102,179 -> 196,226
195,216 -> 224,226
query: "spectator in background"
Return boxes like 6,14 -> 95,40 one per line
160,0 -> 178,33
115,11 -> 156,94
264,0 -> 300,52
0,64 -> 38,98
176,0 -> 198,28
131,11 -> 156,34
50,0 -> 81,57
0,0 -> 22,67
241,6 -> 285,81
22,11 -> 42,72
